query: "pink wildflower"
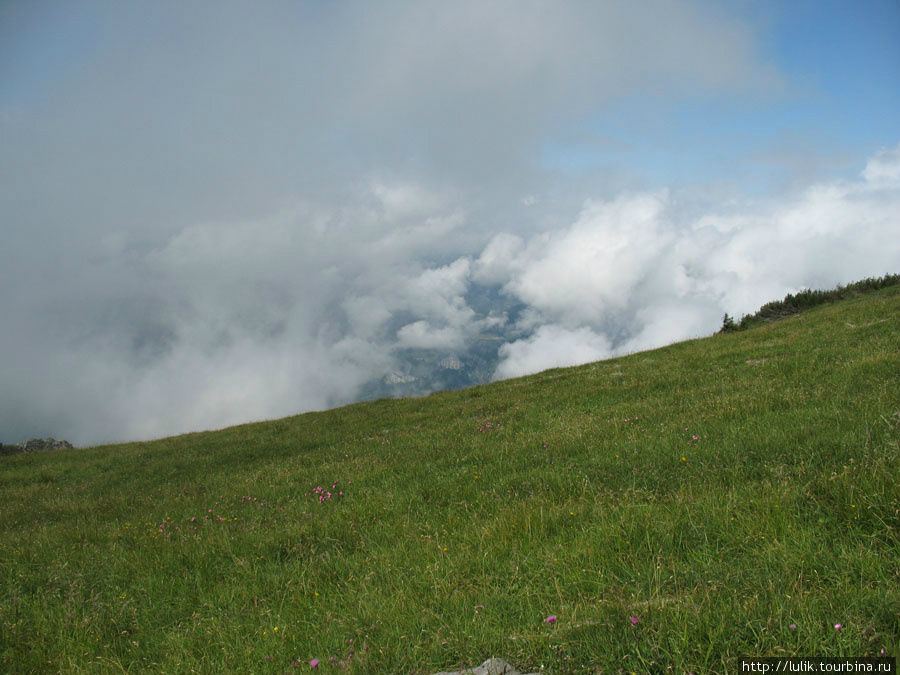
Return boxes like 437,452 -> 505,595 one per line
630,616 -> 639,625
545,615 -> 557,624
309,658 -> 319,668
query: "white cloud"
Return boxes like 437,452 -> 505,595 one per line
488,143 -> 900,377
698,144 -> 900,315
504,193 -> 673,326
472,233 -> 526,285
616,301 -> 720,355
1,1 -> 896,446
3,143 -> 898,445
862,145 -> 900,185
396,321 -> 466,351
494,325 -> 612,380
371,181 -> 447,220
342,296 -> 392,339
405,258 -> 472,320
4,141 -> 898,445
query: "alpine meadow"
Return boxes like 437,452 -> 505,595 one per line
2,282 -> 898,673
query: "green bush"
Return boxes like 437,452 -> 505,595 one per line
720,313 -> 737,333
720,273 -> 899,333
0,443 -> 22,456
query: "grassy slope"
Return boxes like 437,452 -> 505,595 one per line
1,287 -> 899,674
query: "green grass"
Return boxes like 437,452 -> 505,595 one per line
2,287 -> 899,673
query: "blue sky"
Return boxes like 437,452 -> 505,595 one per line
2,1 -> 898,198
2,1 -> 899,445
542,0 -> 900,191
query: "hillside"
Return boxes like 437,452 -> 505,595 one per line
2,286 -> 898,673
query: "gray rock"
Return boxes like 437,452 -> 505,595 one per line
433,658 -> 537,675
384,371 -> 418,384
17,438 -> 74,452
439,355 -> 463,370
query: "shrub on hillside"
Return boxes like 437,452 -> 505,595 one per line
719,273 -> 900,334
720,313 -> 738,333
0,443 -> 21,456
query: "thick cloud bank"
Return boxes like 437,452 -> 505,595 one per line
1,2 -> 897,445
487,146 -> 900,375
2,145 -> 898,445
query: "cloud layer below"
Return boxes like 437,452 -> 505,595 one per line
486,145 -> 900,374
1,2 -> 898,445
3,144 -> 898,445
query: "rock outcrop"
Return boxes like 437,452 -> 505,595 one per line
16,438 -> 74,453
433,658 -> 537,675
439,355 -> 463,370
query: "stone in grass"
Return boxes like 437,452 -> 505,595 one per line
17,438 -> 75,453
433,658 -> 538,675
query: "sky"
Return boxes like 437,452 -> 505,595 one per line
1,0 -> 899,446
